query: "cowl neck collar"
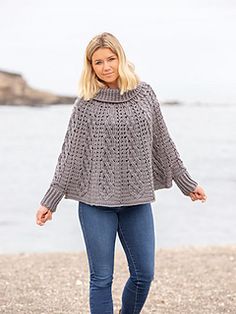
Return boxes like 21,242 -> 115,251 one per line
93,81 -> 145,103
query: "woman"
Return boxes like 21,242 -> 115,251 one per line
36,32 -> 207,314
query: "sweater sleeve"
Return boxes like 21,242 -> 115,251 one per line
40,98 -> 79,212
148,85 -> 198,195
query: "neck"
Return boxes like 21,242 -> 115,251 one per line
105,81 -> 119,89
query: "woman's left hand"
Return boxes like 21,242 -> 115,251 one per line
189,185 -> 207,202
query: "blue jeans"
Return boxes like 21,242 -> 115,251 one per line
78,201 -> 155,314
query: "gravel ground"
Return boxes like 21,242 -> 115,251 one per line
0,245 -> 235,313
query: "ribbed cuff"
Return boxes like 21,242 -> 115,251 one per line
40,186 -> 64,212
174,171 -> 198,196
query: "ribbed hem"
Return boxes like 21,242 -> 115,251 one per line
174,171 -> 198,195
40,186 -> 64,212
65,193 -> 156,208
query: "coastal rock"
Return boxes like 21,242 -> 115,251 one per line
0,69 -> 76,106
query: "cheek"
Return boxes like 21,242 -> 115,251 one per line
114,62 -> 119,73
93,66 -> 101,77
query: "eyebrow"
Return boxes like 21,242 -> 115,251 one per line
93,54 -> 117,62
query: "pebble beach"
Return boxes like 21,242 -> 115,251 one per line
0,245 -> 235,313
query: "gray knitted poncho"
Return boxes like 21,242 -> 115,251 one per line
41,81 -> 198,212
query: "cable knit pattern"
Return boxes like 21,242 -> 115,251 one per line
40,82 -> 198,212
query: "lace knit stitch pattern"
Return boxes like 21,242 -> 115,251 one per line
41,82 -> 198,212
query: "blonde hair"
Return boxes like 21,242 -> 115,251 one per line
78,32 -> 140,100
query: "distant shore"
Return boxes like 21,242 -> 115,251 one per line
0,69 -> 76,106
0,245 -> 235,313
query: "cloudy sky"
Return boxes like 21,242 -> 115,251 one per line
0,0 -> 235,104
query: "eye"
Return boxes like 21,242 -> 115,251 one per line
95,61 -> 102,65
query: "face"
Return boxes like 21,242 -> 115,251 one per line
91,48 -> 119,88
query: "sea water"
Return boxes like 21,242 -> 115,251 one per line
0,103 -> 235,253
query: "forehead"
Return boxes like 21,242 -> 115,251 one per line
92,47 -> 115,60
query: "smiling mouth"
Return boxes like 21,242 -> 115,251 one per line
103,73 -> 113,76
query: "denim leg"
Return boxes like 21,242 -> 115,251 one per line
78,202 -> 118,314
117,203 -> 155,314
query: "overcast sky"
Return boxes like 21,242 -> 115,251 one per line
0,0 -> 235,104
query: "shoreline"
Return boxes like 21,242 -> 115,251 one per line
1,245 -> 235,313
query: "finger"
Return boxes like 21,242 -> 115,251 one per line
197,194 -> 207,202
196,193 -> 207,200
36,214 -> 43,225
41,212 -> 52,223
39,213 -> 48,222
190,195 -> 197,201
45,215 -> 51,221
189,194 -> 194,201
36,211 -> 46,220
41,217 -> 48,223
46,211 -> 52,220
190,193 -> 198,200
36,220 -> 44,226
36,212 -> 42,220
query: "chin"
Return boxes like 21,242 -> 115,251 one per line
102,78 -> 117,84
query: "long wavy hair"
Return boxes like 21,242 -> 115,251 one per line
78,32 -> 140,100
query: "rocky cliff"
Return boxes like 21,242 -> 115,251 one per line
0,69 -> 76,106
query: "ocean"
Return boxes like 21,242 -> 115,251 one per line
0,103 -> 235,253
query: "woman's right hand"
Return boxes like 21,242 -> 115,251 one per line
36,205 -> 53,226
189,185 -> 207,202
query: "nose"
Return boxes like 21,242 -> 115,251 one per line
103,61 -> 111,72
